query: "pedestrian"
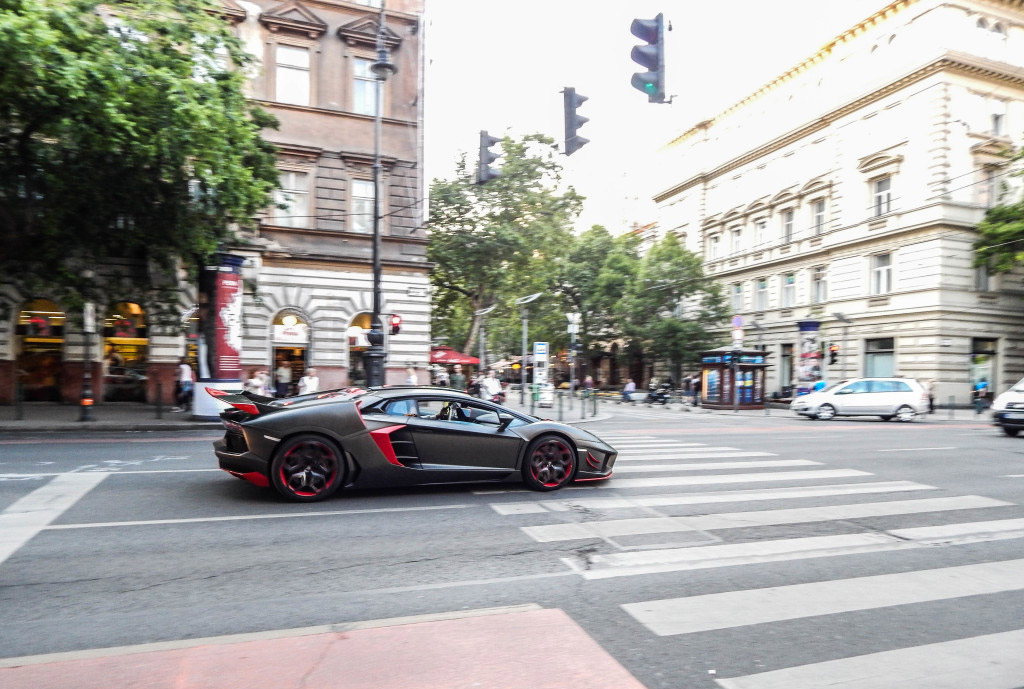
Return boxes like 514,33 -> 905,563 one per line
481,370 -> 502,400
435,368 -> 449,387
583,375 -> 594,398
467,374 -> 482,398
298,368 -> 320,395
450,364 -> 466,392
622,377 -> 636,404
258,369 -> 272,396
172,357 -> 194,412
243,368 -> 262,395
693,376 -> 702,406
405,367 -> 417,385
275,360 -> 292,398
924,379 -> 935,413
813,379 -> 826,393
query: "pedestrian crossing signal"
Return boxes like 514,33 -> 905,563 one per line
389,314 -> 401,336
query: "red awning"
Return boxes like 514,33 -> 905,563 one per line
430,346 -> 480,365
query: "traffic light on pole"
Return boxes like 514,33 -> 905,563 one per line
562,87 -> 590,156
829,344 -> 839,365
389,314 -> 402,336
630,13 -> 666,103
476,130 -> 501,184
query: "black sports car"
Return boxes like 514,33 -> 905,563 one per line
211,386 -> 617,501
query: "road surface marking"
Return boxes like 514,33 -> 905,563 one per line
624,558 -> 1024,635
44,503 -> 477,530
522,496 -> 1008,542
715,629 -> 1024,689
891,517 -> 1024,542
617,449 -> 768,457
875,446 -> 956,452
0,473 -> 108,566
488,481 -> 937,514
588,468 -> 873,489
615,460 -> 812,472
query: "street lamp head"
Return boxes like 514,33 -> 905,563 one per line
833,312 -> 852,324
514,292 -> 543,305
370,54 -> 396,79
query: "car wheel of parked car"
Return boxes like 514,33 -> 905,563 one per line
1003,427 -> 1020,437
895,405 -> 916,422
523,434 -> 576,491
270,434 -> 345,502
816,404 -> 836,421
880,415 -> 893,421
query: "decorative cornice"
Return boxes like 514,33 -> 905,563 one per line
253,99 -> 418,127
205,0 -> 246,23
655,54 -> 1024,203
260,0 -> 327,38
337,17 -> 402,49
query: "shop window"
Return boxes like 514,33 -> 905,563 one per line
16,298 -> 66,402
864,337 -> 894,377
102,302 -> 148,402
347,312 -> 373,386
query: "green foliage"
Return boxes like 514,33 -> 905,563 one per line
0,0 -> 279,300
974,201 -> 1024,274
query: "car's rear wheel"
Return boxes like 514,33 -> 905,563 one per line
523,434 -> 576,491
816,404 -> 836,421
895,405 -> 916,422
270,434 -> 345,502
880,415 -> 893,421
1003,426 -> 1020,437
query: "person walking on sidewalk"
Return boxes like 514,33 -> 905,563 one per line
622,378 -> 636,404
298,368 -> 320,395
275,361 -> 292,398
172,357 -> 195,412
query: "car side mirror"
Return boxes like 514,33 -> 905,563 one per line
497,413 -> 514,431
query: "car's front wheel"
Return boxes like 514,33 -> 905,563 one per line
270,434 -> 345,502
895,405 -> 917,422
816,404 -> 836,421
523,434 -> 576,491
1003,426 -> 1020,437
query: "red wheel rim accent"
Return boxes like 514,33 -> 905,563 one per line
529,439 -> 574,487
279,440 -> 339,497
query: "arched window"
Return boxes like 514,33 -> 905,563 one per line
346,312 -> 372,386
992,22 -> 1006,36
977,17 -> 988,30
16,298 -> 65,402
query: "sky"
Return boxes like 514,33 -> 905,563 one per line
422,0 -> 888,234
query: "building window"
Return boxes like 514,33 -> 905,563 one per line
708,234 -> 721,260
781,209 -> 794,243
979,167 -> 998,208
781,273 -> 795,307
275,45 -> 310,106
730,226 -> 743,255
812,200 -> 825,235
731,283 -> 744,312
755,278 -> 768,311
353,57 -> 378,116
974,264 -> 991,291
812,265 -> 827,304
873,177 -> 892,216
273,170 -> 310,228
871,253 -> 892,295
865,337 -> 895,377
349,178 -> 375,233
754,219 -> 768,248
992,112 -> 1004,136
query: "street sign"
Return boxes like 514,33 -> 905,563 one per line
732,328 -> 743,345
83,302 -> 96,333
566,312 -> 581,324
567,324 -> 579,334
731,315 -> 743,328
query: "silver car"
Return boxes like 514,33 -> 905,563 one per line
790,377 -> 928,421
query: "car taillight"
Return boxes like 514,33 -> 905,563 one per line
223,419 -> 243,433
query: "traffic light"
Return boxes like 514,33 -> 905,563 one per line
389,314 -> 402,336
562,87 -> 590,156
829,344 -> 839,365
630,13 -> 666,103
476,130 -> 501,184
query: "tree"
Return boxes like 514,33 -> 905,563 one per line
974,201 -> 1024,274
0,0 -> 279,311
428,133 -> 583,354
618,232 -> 725,383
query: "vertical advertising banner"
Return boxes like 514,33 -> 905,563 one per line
533,342 -> 549,386
213,269 -> 243,379
797,319 -> 822,396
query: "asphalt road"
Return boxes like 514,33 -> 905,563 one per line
1,408 -> 1023,688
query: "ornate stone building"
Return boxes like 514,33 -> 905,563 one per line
0,0 -> 429,406
654,0 -> 1024,404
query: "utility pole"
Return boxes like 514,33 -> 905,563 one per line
833,312 -> 852,382
515,293 -> 542,404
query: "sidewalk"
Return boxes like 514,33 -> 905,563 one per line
0,396 -> 991,434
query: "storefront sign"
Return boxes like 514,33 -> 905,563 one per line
273,323 -> 309,344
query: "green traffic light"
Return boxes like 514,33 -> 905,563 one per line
644,82 -> 656,94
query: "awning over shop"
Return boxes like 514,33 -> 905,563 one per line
430,346 -> 479,365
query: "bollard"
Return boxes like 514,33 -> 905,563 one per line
530,386 -> 536,416
14,380 -> 23,421
156,381 -> 163,419
948,395 -> 955,421
592,391 -> 598,417
765,398 -> 770,416
557,390 -> 564,421
581,390 -> 587,420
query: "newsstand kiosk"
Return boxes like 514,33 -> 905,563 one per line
698,347 -> 769,410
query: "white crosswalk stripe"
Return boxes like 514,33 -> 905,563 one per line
488,434 -> 1024,688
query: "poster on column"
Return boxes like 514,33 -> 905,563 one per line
533,342 -> 549,386
213,270 -> 243,379
797,320 -> 822,396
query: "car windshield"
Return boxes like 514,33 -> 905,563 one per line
820,382 -> 846,393
1013,378 -> 1024,392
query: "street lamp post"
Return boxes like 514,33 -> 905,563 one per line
365,4 -> 396,388
474,305 -> 496,374
79,290 -> 96,422
515,292 -> 542,404
833,312 -> 852,382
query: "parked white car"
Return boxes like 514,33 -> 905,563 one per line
790,377 -> 928,421
990,377 -> 1024,436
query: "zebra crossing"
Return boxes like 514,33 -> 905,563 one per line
490,433 -> 1024,689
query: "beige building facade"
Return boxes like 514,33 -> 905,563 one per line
654,0 -> 1024,405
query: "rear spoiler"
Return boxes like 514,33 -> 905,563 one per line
205,388 -> 280,416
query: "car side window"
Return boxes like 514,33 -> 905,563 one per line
840,381 -> 869,394
383,399 -> 417,417
893,381 -> 911,392
416,399 -> 447,419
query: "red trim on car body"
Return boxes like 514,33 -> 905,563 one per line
222,468 -> 270,487
369,424 -> 407,466
574,473 -> 612,482
205,387 -> 230,397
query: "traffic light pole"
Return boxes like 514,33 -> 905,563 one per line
515,293 -> 541,404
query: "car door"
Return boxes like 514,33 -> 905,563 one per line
831,380 -> 871,415
403,398 -> 523,474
